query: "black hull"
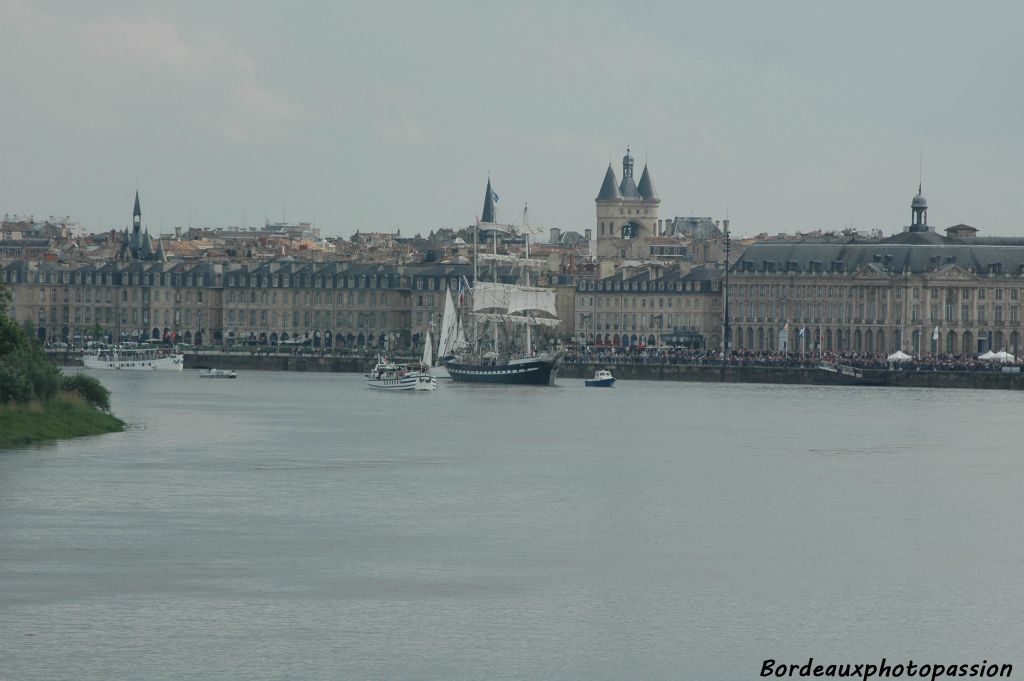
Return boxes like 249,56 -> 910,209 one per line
445,356 -> 562,385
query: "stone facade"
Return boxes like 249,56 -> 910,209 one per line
574,265 -> 722,350
2,259 -> 471,351
727,189 -> 1024,356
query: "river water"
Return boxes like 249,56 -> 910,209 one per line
2,371 -> 1022,680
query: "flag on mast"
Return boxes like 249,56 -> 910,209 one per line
932,325 -> 939,341
458,277 -> 468,307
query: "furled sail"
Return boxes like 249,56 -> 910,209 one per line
471,312 -> 561,327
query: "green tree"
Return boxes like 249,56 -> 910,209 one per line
1,283 -> 61,404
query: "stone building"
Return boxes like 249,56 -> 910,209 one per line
728,186 -> 1024,356
594,148 -> 662,262
574,264 -> 722,350
2,257 -> 471,351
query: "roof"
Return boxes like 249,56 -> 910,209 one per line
596,165 -> 622,201
637,165 -> 659,202
619,175 -> 641,201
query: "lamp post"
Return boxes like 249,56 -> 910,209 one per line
580,313 -> 592,347
723,226 -> 731,358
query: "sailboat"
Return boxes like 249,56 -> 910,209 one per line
443,187 -> 564,385
365,330 -> 437,391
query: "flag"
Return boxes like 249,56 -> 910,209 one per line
458,276 -> 468,306
932,325 -> 939,341
491,190 -> 499,203
783,322 -> 789,332
798,327 -> 806,337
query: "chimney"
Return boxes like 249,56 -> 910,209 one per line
549,227 -> 561,244
723,219 -> 730,233
174,226 -> 182,237
584,228 -> 592,242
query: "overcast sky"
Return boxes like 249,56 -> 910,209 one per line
2,1 -> 1022,238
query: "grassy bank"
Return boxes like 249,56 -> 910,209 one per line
0,392 -> 124,448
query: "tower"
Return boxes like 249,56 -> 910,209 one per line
595,147 -> 661,261
133,190 -> 142,238
910,184 -> 928,232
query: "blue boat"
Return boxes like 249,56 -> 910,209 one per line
585,369 -> 615,387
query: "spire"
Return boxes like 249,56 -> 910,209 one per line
155,239 -> 166,262
132,190 -> 142,237
596,164 -> 622,201
133,190 -> 141,218
637,164 -> 660,203
481,177 -> 496,223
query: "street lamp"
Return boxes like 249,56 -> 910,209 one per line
651,313 -> 663,349
723,226 -> 732,358
580,313 -> 592,346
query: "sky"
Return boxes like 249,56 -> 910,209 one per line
1,0 -> 1022,239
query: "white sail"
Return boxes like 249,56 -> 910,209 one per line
476,253 -> 548,268
437,289 -> 458,358
507,288 -> 557,317
472,282 -> 517,312
422,330 -> 433,366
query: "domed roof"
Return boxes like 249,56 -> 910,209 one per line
622,147 -> 634,166
912,184 -> 927,208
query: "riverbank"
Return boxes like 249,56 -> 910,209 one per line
44,350 -> 1024,390
0,393 -> 124,448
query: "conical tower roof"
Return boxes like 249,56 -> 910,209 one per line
481,178 -> 496,223
155,239 -> 167,262
637,165 -> 660,203
133,190 -> 141,218
619,175 -> 641,201
596,165 -> 622,201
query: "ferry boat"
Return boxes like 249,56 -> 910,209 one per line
365,356 -> 437,391
83,345 -> 184,371
365,333 -> 437,391
585,369 -> 615,387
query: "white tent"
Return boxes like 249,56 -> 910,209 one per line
994,350 -> 1016,362
979,350 -> 997,360
886,350 -> 911,362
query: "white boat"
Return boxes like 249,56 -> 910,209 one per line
83,345 -> 184,371
198,368 -> 237,379
365,333 -> 437,391
585,369 -> 615,387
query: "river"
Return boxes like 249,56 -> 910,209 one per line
2,371 -> 1022,680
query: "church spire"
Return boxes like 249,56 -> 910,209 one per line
132,190 -> 142,235
481,177 -> 497,223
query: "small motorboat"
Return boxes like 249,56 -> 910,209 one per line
198,368 -> 237,379
585,369 -> 615,387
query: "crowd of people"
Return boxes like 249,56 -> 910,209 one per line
562,347 -> 1019,373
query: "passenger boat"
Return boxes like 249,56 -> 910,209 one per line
365,333 -> 437,391
198,368 -> 237,379
585,369 -> 615,387
83,345 -> 184,371
815,362 -> 885,386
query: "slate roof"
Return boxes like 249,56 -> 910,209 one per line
637,165 -> 659,202
596,165 -> 622,201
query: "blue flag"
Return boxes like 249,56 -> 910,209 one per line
491,190 -> 499,203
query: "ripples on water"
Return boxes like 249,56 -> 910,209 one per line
2,371 -> 1023,680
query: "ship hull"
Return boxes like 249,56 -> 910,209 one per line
445,355 -> 562,386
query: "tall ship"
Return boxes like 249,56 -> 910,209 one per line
83,345 -> 184,371
441,180 -> 564,385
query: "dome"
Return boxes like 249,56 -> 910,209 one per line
912,193 -> 928,208
622,147 -> 634,166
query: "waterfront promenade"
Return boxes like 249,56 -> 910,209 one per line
48,347 -> 1024,390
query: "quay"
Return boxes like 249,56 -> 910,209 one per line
47,350 -> 1024,390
